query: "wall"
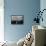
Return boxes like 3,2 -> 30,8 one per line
40,0 -> 46,27
4,0 -> 40,42
0,0 -> 4,42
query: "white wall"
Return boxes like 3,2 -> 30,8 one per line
0,0 -> 4,42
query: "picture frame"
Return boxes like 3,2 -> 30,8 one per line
11,15 -> 24,24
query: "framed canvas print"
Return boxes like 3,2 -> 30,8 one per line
11,15 -> 24,24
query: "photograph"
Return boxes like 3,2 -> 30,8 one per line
11,15 -> 24,24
